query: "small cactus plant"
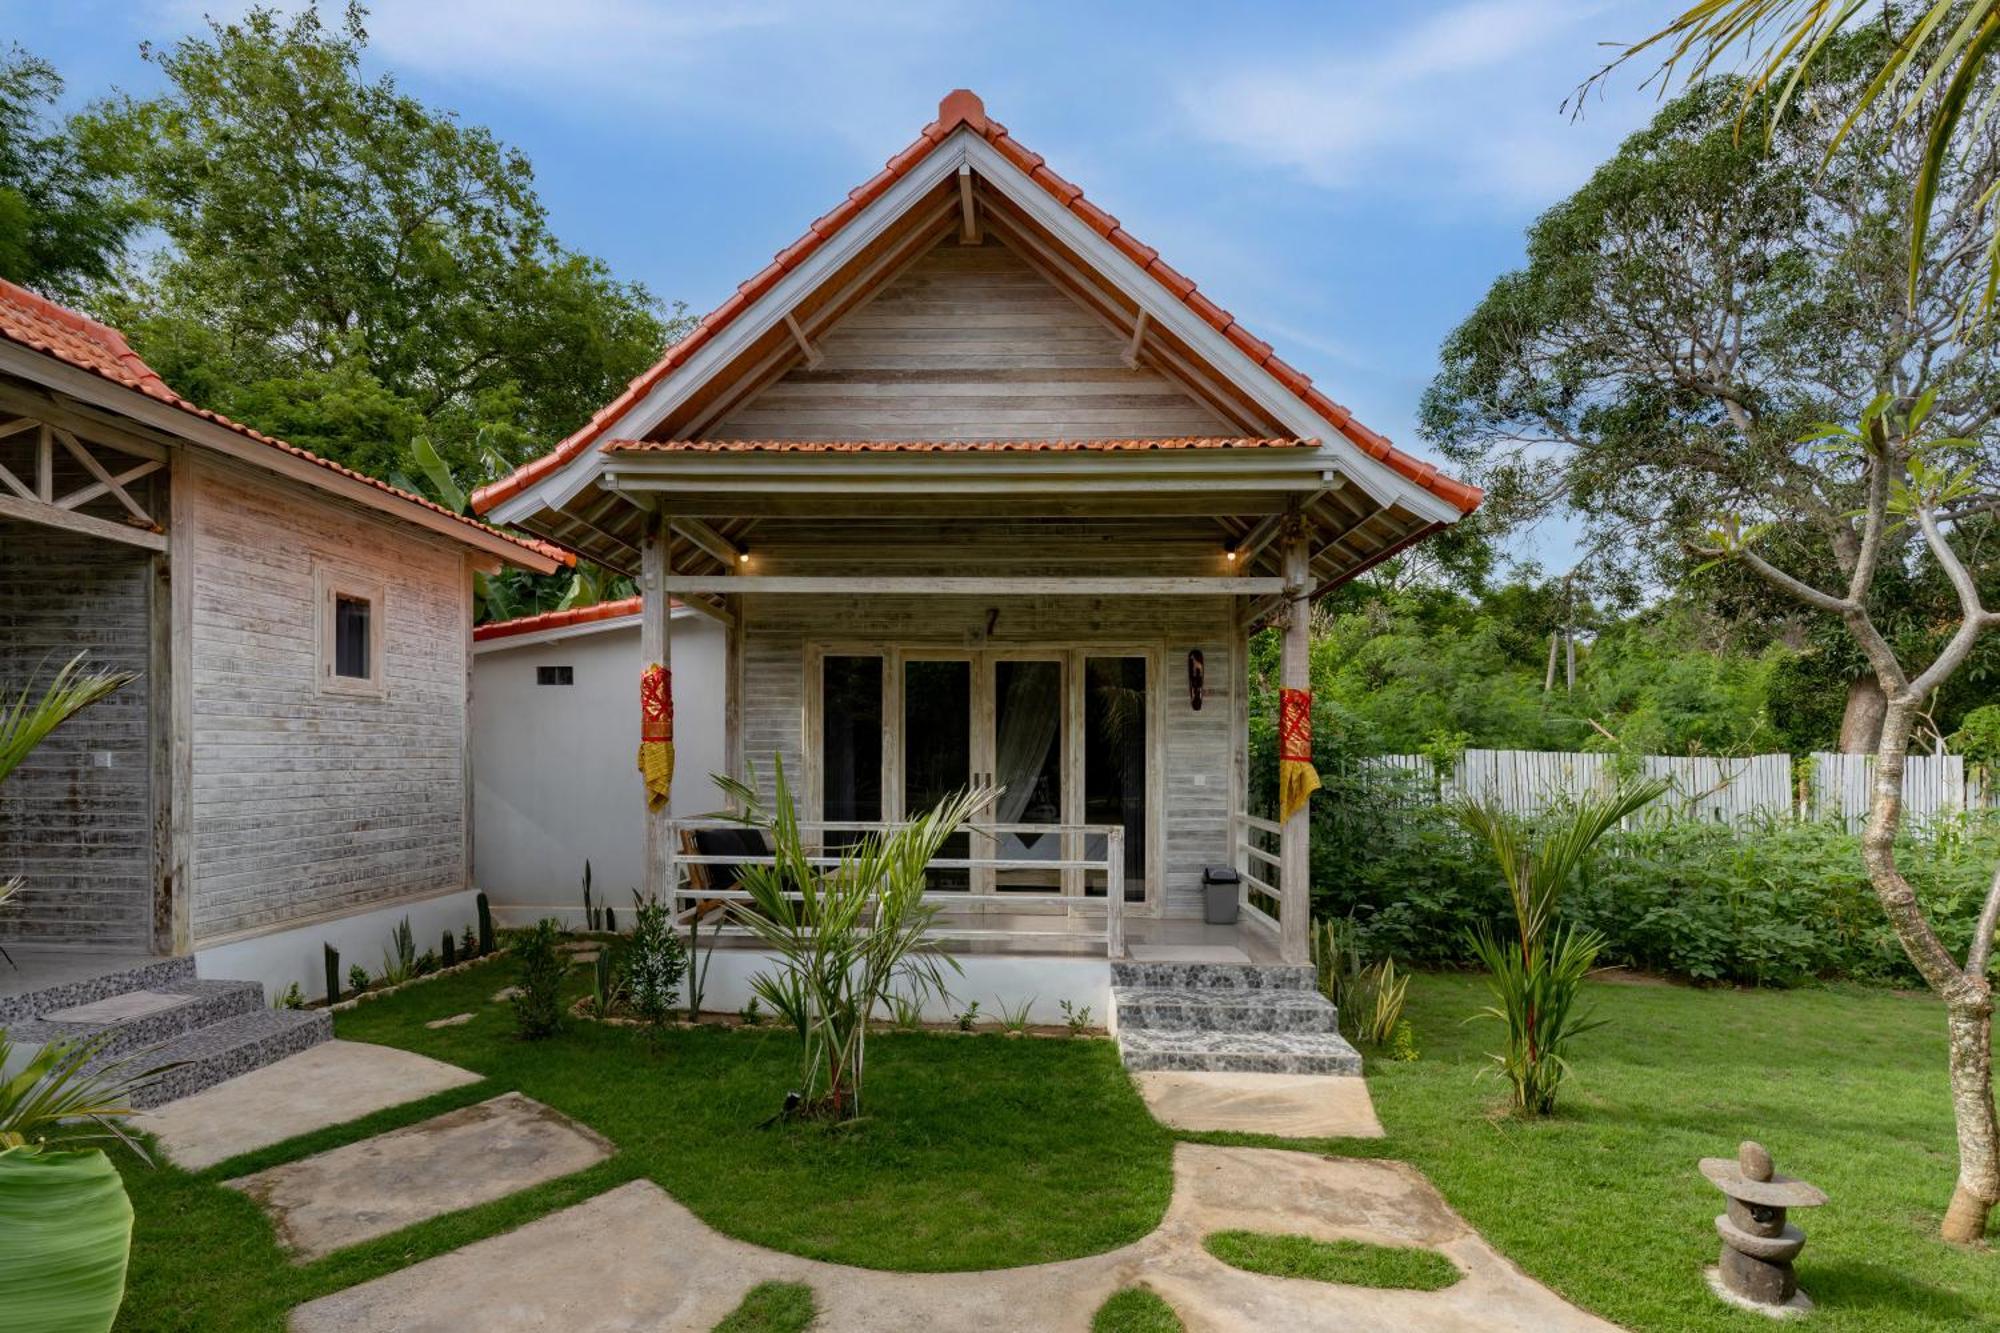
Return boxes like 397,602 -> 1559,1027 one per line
442,930 -> 457,968
476,892 -> 494,955
323,942 -> 341,1004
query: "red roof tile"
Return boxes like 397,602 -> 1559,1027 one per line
605,436 -> 1315,455
470,91 -> 1481,519
474,596 -> 649,641
0,279 -> 570,567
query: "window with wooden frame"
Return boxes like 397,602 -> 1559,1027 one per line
316,566 -> 386,697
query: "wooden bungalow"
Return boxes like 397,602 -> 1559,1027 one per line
474,91 -> 1479,1014
0,280 -> 562,1092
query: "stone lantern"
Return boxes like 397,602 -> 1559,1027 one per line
1699,1140 -> 1827,1317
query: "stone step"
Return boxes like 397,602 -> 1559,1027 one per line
0,956 -> 197,1026
126,1008 -> 333,1110
1112,985 -> 1338,1035
1109,961 -> 1316,992
1116,1026 -> 1363,1077
8,980 -> 267,1058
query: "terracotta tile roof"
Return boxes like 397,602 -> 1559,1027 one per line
0,278 -> 571,568
605,436 -> 1314,455
474,595 -> 664,641
471,90 -> 1480,518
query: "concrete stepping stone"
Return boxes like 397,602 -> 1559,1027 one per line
46,990 -> 194,1023
425,1012 -> 477,1029
143,1040 -> 482,1170
1135,1070 -> 1384,1138
227,1092 -> 613,1260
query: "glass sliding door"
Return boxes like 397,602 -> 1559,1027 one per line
820,655 -> 882,849
1084,655 -> 1149,903
990,657 -> 1064,892
903,656 -> 973,892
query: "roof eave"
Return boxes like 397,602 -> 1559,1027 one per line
0,342 -> 566,574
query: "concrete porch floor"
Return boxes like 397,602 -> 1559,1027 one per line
697,909 -> 1288,963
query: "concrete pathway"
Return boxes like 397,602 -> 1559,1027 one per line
143,1039 -> 482,1170
151,1040 -> 1609,1330
228,1092 -> 614,1260
291,1144 -> 1616,1332
1135,1070 -> 1385,1138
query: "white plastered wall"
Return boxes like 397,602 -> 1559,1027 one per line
471,612 -> 727,925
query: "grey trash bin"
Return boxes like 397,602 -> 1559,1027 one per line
1202,865 -> 1241,925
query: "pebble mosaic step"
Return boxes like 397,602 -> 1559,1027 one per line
0,955 -> 195,1026
7,978 -> 267,1057
1111,960 -> 1360,1077
129,1008 -> 334,1109
1109,961 -> 1317,991
0,955 -> 334,1108
1116,1025 -> 1364,1076
1111,985 -> 1339,1034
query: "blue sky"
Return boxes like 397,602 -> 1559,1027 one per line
7,0 -> 1669,572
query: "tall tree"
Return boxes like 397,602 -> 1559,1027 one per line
1422,32 -> 2000,752
76,3 -> 683,492
0,46 -> 138,299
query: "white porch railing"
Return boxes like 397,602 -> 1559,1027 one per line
667,818 -> 1128,959
1231,812 -> 1285,941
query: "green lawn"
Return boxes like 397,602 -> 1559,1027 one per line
1189,972 -> 1996,1332
113,956 -> 1173,1331
107,959 -> 1996,1332
1204,1230 -> 1461,1289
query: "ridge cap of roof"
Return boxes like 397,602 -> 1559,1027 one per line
470,90 -> 1480,518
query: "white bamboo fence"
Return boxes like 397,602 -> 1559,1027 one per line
1354,748 -> 1993,829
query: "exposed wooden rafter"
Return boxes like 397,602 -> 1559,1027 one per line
0,412 -> 166,550
958,165 -> 982,244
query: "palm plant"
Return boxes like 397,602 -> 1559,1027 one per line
1453,779 -> 1668,1114
0,653 -> 136,946
712,760 -> 989,1120
0,1032 -> 167,1157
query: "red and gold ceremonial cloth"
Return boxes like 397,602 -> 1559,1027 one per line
1278,687 -> 1321,821
638,663 -> 674,812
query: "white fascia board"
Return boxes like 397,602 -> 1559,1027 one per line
488,141 -> 973,527
602,451 -> 1339,498
957,136 -> 1462,526
0,343 -> 565,572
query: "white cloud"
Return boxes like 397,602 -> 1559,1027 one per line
1177,0 -> 1657,210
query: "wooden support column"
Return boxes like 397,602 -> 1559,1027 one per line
1279,528 -> 1312,965
640,509 -> 676,904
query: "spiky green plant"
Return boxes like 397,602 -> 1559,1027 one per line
1453,779 -> 1668,1115
0,1033 -> 168,1158
712,759 -> 986,1120
379,914 -> 417,985
0,653 -> 136,787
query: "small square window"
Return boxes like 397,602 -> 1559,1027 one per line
334,596 -> 372,679
316,565 -> 385,697
536,665 -> 574,686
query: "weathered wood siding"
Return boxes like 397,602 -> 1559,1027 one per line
0,519 -> 156,946
711,239 -> 1232,440
740,592 -> 1237,918
183,453 -> 470,943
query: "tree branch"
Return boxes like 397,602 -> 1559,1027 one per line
1970,860 -> 2000,980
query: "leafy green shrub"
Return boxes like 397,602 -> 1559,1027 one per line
510,919 -> 566,1039
347,963 -> 369,994
625,895 -> 685,1030
1304,749 -> 2000,988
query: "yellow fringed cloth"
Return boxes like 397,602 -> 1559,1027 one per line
1278,686 -> 1321,821
638,662 -> 674,812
